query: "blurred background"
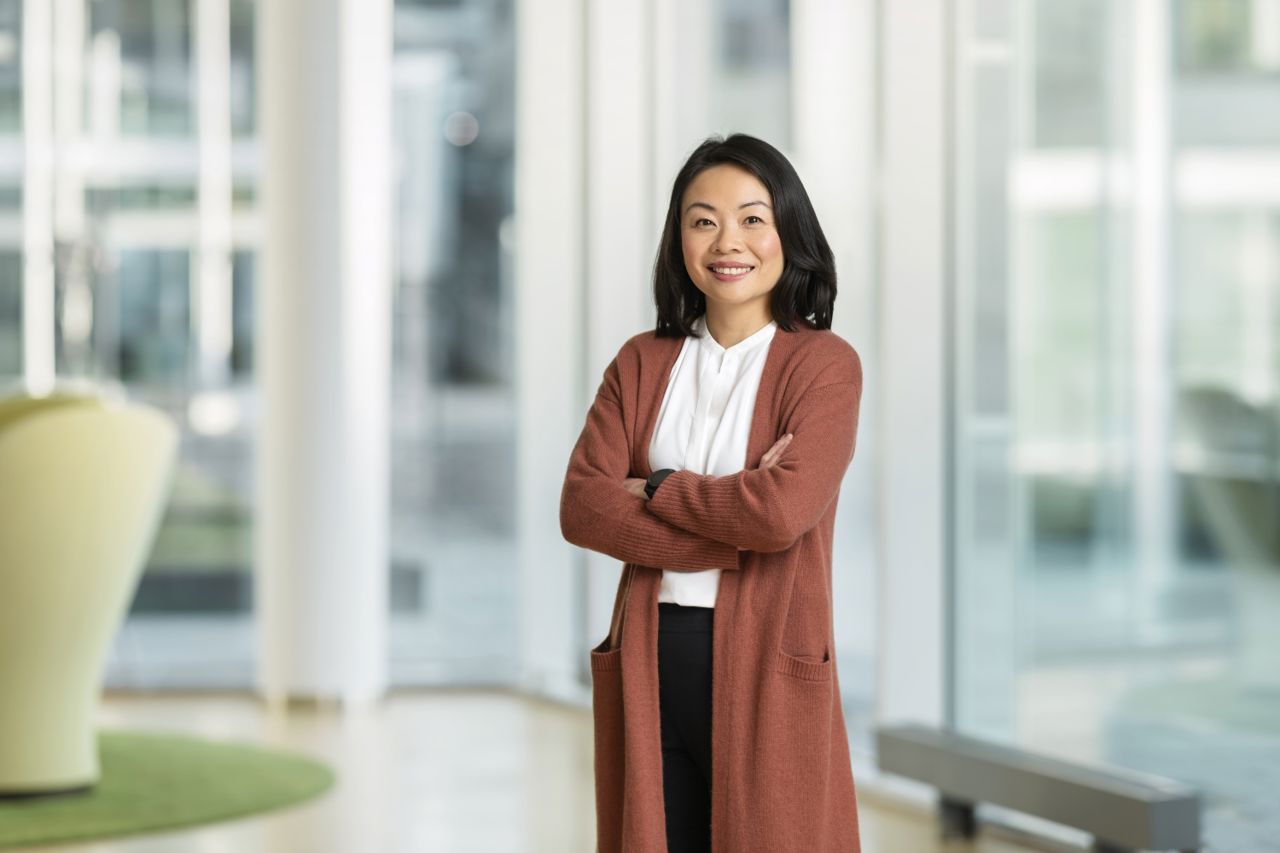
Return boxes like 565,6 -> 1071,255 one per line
0,0 -> 1276,850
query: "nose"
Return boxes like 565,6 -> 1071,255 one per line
711,222 -> 744,254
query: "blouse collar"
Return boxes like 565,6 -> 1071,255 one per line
693,313 -> 778,358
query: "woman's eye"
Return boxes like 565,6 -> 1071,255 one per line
694,218 -> 713,227
745,215 -> 764,224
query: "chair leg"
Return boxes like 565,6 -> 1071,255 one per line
939,796 -> 977,839
1093,841 -> 1134,853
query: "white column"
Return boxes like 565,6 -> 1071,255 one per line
21,0 -> 55,394
256,0 -> 393,706
195,0 -> 233,388
50,0 -> 93,372
791,0 -> 882,706
1130,0 -> 1175,641
650,0 -> 713,213
791,0 -> 875,345
52,0 -> 84,242
877,0 -> 948,727
515,0 -> 588,701
582,0 -> 655,659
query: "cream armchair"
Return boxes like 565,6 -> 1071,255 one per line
0,395 -> 178,796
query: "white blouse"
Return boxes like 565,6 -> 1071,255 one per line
648,313 -> 778,607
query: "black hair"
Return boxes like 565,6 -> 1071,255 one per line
653,133 -> 836,337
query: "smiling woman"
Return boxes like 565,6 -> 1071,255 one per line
562,133 -> 861,853
680,165 -> 786,334
654,133 -> 838,339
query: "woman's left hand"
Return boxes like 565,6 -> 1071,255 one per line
623,477 -> 648,500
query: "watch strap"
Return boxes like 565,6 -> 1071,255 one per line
644,468 -> 677,499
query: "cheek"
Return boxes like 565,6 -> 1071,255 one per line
754,233 -> 783,266
681,233 -> 702,267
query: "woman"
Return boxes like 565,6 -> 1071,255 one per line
560,133 -> 863,853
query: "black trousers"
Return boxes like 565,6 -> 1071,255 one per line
658,601 -> 714,853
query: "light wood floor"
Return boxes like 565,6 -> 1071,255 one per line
5,690 -> 1048,853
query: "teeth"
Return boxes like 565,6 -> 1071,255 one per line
711,266 -> 751,274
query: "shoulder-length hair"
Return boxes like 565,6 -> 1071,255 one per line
653,133 -> 836,337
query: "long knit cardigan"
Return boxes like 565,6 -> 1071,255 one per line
559,319 -> 864,853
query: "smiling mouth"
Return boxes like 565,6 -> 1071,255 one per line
708,264 -> 754,276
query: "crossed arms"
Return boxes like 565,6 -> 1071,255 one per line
559,347 -> 863,566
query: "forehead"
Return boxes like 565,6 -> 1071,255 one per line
681,164 -> 771,208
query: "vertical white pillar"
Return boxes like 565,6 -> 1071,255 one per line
791,0 -> 875,344
650,0 -> 713,210
195,0 -> 233,388
582,0 -> 654,659
256,0 -> 393,706
52,0 -> 84,242
515,0 -> 587,701
791,0 -> 881,693
1130,0 -> 1174,640
21,0 -> 55,394
877,0 -> 949,727
50,0 -> 93,371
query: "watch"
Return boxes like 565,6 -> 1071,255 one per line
644,468 -> 677,500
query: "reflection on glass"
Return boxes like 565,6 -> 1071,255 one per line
0,251 -> 19,375
713,0 -> 791,149
1032,0 -> 1108,148
110,249 -> 190,384
91,0 -> 194,136
86,184 -> 198,210
230,249 -> 254,376
388,0 -> 518,684
1176,0 -> 1280,74
1174,0 -> 1280,146
0,0 -> 20,133
1174,209 -> 1280,686
0,0 -> 261,686
955,1 -> 1280,848
230,0 -> 255,137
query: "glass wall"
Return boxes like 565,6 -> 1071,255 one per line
0,0 -> 19,376
0,0 -> 520,688
953,0 -> 1280,848
387,0 -> 518,684
711,0 -> 791,150
57,0 -> 257,685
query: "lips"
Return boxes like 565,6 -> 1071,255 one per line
708,264 -> 754,282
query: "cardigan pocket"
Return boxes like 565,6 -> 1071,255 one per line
590,639 -> 625,853
774,645 -> 833,682
754,656 -> 836,849
590,635 -> 623,670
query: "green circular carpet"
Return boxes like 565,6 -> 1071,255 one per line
0,730 -> 335,848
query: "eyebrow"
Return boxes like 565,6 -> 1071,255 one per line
684,200 -> 772,215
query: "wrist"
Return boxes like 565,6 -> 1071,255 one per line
644,468 -> 677,500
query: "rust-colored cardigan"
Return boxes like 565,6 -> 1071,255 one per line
560,319 -> 863,853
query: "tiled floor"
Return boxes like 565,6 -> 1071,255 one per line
2,690 -> 1050,853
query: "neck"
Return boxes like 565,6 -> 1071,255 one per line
703,304 -> 773,349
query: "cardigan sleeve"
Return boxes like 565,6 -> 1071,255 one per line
559,352 -> 742,571
643,356 -> 862,553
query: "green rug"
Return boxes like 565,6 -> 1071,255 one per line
0,730 -> 335,848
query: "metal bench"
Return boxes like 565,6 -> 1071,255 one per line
875,724 -> 1201,853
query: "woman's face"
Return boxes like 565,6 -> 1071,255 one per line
679,164 -> 785,318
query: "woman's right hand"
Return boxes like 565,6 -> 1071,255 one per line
758,433 -> 793,470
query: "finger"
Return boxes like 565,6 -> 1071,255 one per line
764,436 -> 792,468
